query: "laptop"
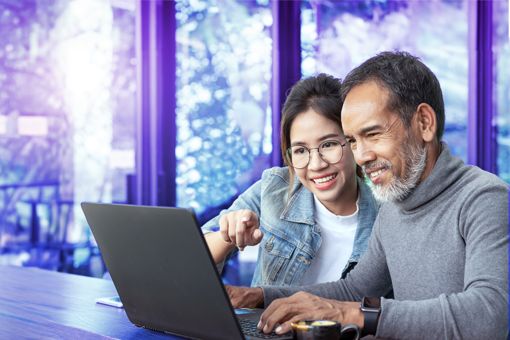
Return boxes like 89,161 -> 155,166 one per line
81,202 -> 293,340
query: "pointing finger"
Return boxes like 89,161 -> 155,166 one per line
219,215 -> 230,243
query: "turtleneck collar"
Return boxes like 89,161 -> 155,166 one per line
396,143 -> 467,212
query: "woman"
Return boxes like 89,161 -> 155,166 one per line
202,73 -> 379,287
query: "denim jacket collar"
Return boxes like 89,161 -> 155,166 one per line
280,182 -> 315,226
280,176 -> 378,262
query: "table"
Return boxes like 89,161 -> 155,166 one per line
0,265 -> 179,339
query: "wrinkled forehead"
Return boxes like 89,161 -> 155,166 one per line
341,81 -> 394,136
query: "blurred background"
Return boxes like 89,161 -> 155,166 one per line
0,0 -> 508,285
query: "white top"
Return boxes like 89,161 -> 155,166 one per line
300,196 -> 358,285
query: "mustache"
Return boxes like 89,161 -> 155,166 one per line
362,161 -> 391,172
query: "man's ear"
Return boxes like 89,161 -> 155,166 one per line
414,103 -> 437,143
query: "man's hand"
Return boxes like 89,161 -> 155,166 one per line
225,285 -> 264,308
219,210 -> 263,251
258,291 -> 363,334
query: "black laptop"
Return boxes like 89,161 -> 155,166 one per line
81,202 -> 293,340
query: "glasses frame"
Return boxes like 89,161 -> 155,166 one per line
286,140 -> 347,169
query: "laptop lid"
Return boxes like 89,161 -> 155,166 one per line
82,202 -> 246,340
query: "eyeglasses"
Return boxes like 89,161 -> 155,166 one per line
286,140 -> 347,169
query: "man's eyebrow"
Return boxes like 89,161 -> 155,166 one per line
359,124 -> 384,135
344,124 -> 384,139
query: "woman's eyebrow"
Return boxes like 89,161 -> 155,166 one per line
318,133 -> 342,141
290,133 -> 342,146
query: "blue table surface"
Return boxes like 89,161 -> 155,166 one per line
0,265 -> 180,339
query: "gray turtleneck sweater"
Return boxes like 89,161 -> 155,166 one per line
262,145 -> 509,339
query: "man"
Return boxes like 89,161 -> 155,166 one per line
227,51 -> 509,339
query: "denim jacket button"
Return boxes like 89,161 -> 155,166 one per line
265,241 -> 274,252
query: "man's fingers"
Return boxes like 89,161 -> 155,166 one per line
262,305 -> 293,334
276,315 -> 308,335
260,299 -> 298,334
226,285 -> 241,307
226,286 -> 259,308
260,297 -> 285,326
259,293 -> 321,334
275,321 -> 295,335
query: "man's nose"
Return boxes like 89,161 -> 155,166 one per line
353,142 -> 377,167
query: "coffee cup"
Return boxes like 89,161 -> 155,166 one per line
291,320 -> 360,340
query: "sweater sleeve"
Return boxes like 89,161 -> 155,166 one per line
262,215 -> 393,306
377,184 -> 509,339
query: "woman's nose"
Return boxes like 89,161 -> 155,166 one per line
307,149 -> 328,170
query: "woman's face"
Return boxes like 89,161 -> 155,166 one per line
289,108 -> 357,213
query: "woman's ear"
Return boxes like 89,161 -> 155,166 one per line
414,103 -> 437,143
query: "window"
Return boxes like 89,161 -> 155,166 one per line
175,0 -> 273,214
494,0 -> 510,184
301,0 -> 469,161
0,0 -> 136,270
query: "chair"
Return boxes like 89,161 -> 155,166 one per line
12,199 -> 100,274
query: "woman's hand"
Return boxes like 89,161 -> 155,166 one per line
219,210 -> 263,250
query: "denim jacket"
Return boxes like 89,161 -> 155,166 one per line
201,167 -> 379,287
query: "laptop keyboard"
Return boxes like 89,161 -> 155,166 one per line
239,318 -> 288,339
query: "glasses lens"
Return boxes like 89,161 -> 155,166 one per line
289,146 -> 309,169
319,141 -> 343,164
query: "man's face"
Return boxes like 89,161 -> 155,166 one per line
341,81 -> 427,202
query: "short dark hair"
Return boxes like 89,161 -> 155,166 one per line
341,51 -> 445,141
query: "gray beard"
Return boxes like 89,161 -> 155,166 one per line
370,142 -> 427,203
